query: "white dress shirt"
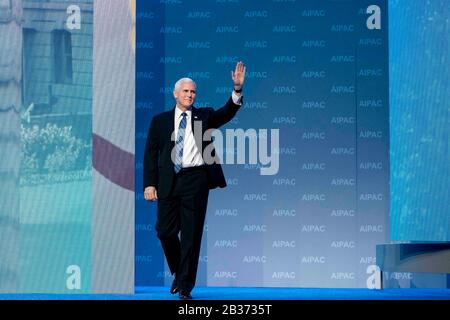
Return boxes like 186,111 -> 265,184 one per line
174,92 -> 242,168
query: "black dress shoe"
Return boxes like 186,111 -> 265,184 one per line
170,278 -> 179,294
178,290 -> 192,300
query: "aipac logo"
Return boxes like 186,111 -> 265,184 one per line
214,209 -> 238,216
214,271 -> 238,279
272,272 -> 296,279
214,240 -> 238,248
272,209 -> 296,217
301,256 -> 326,264
272,240 -> 296,248
187,11 -> 211,19
243,256 -> 267,263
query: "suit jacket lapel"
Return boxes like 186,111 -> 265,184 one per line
191,107 -> 196,135
168,108 -> 175,148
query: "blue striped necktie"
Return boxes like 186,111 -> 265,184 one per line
174,112 -> 187,173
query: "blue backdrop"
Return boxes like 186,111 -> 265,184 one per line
135,0 -> 391,288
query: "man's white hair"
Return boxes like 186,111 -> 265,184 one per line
174,77 -> 196,92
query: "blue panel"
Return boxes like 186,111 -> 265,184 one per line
135,0 -> 166,286
135,0 -> 390,288
389,0 -> 450,241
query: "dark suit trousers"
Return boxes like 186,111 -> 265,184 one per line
156,167 -> 209,292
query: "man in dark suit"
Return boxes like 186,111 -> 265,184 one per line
143,61 -> 246,299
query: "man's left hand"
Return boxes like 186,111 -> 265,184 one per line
231,61 -> 246,90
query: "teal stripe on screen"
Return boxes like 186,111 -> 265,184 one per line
18,0 -> 93,292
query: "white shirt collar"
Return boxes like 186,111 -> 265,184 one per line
175,106 -> 192,119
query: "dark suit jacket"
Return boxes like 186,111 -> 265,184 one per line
143,97 -> 241,198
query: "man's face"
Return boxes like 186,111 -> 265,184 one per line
173,81 -> 196,110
